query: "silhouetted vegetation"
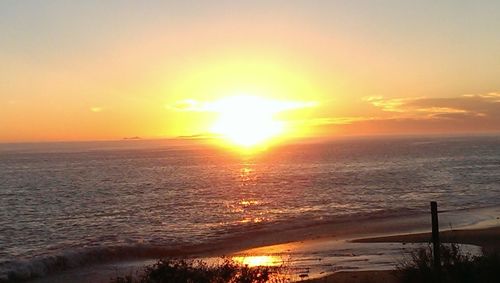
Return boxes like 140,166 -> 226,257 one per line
110,258 -> 289,283
398,244 -> 500,283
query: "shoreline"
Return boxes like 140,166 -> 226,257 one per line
354,226 -> 500,254
188,204 -> 500,258
23,205 -> 500,283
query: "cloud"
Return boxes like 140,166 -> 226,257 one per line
167,96 -> 317,113
168,92 -> 500,136
363,96 -> 418,112
463,92 -> 500,101
317,91 -> 500,135
364,92 -> 500,119
166,99 -> 203,112
307,116 -> 377,125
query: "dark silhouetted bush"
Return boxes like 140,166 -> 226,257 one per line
398,244 -> 500,283
110,257 -> 289,283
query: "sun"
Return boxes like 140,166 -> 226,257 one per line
210,96 -> 286,147
171,94 -> 317,148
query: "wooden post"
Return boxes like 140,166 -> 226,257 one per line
430,201 -> 441,277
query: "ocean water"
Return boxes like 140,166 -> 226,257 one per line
1,135 -> 500,280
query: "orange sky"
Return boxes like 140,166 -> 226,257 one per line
1,1 -> 500,143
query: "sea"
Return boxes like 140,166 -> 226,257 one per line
1,134 -> 500,281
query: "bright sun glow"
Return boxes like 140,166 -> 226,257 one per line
210,96 -> 289,147
172,94 -> 317,148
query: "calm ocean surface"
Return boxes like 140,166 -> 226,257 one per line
1,135 -> 500,280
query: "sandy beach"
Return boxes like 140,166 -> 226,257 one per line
306,226 -> 500,283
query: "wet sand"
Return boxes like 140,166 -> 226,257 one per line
354,226 -> 500,254
306,270 -> 399,283
306,226 -> 500,283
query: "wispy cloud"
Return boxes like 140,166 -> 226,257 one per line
363,96 -> 419,112
364,92 -> 500,119
166,99 -> 203,112
90,107 -> 103,113
307,116 -> 378,125
316,91 -> 500,135
167,96 -> 317,113
168,92 -> 500,136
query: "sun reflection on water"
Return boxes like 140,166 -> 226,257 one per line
232,162 -> 271,224
239,166 -> 254,183
238,217 -> 265,223
232,255 -> 282,267
239,200 -> 259,206
240,167 -> 253,175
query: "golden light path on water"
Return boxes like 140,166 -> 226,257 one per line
231,255 -> 283,267
235,163 -> 268,224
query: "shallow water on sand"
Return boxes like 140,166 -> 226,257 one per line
228,240 -> 483,281
1,135 -> 500,280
